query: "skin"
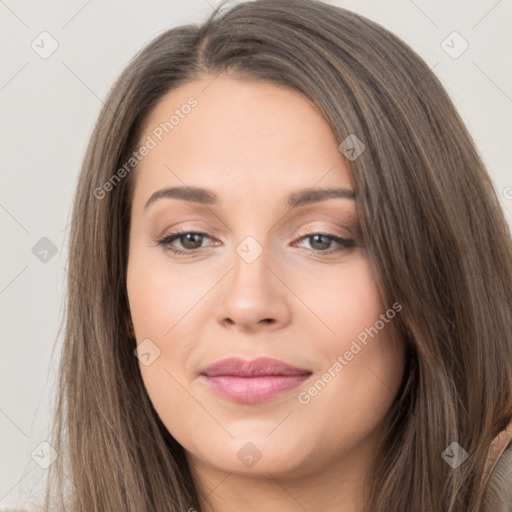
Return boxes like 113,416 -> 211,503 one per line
126,74 -> 406,512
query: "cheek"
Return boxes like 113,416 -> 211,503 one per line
328,261 -> 403,379
126,252 -> 204,340
299,257 -> 387,344
126,258 -> 199,412
296,260 -> 405,423
126,249 -> 216,402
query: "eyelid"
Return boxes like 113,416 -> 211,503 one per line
294,223 -> 352,238
157,222 -> 354,243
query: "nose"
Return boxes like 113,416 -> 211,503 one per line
217,243 -> 291,332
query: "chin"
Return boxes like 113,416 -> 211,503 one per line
185,432 -> 322,478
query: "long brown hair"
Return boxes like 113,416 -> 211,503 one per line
44,1 -> 512,510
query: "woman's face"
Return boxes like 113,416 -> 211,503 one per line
126,75 -> 405,482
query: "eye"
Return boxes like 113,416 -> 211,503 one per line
292,232 -> 356,254
156,229 -> 217,256
156,229 -> 357,257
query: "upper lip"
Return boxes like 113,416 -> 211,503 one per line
201,357 -> 312,377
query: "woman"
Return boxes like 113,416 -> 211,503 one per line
44,0 -> 512,510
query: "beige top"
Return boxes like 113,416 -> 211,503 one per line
482,416 -> 512,491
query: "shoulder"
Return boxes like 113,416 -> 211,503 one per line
483,445 -> 512,512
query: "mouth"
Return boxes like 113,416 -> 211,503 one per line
200,357 -> 313,404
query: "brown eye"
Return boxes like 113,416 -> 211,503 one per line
156,230 -> 216,256
176,233 -> 205,250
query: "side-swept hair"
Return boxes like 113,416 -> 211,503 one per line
43,1 -> 512,510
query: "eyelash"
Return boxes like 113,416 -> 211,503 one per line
156,228 -> 356,257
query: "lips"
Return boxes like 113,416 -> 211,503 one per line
200,357 -> 312,404
201,357 -> 311,377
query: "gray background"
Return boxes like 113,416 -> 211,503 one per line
1,0 -> 511,510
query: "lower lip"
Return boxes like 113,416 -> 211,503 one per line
202,374 -> 312,404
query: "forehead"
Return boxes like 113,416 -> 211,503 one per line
132,75 -> 354,207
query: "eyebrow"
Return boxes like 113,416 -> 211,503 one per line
144,185 -> 355,210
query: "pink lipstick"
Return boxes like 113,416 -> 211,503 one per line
200,357 -> 312,404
